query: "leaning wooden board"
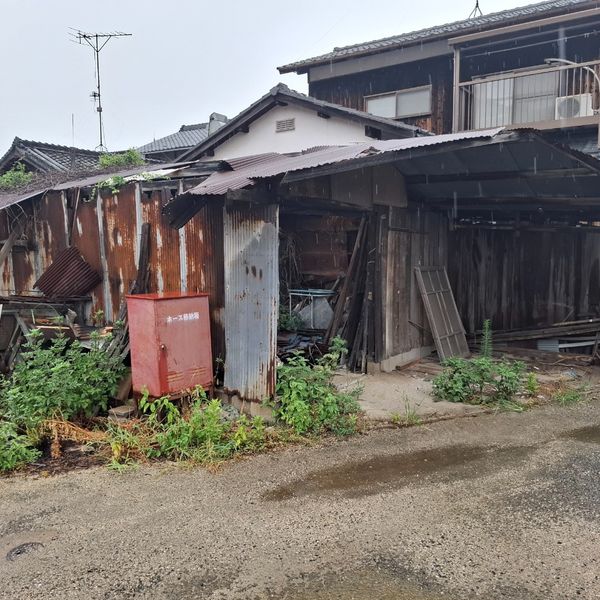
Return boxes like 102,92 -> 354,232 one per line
415,266 -> 470,362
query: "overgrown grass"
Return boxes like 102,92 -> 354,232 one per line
554,386 -> 586,406
1,334 -> 359,475
391,396 -> 422,427
105,388 -> 283,468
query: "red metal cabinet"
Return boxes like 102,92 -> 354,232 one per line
126,292 -> 213,397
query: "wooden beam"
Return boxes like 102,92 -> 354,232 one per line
0,219 -> 23,267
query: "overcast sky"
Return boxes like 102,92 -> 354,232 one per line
1,0 -> 538,152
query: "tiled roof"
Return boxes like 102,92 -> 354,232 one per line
0,137 -> 102,174
138,123 -> 209,154
278,0 -> 595,73
178,84 -> 425,161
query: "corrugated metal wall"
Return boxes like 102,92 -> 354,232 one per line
0,183 -> 225,362
223,203 -> 279,401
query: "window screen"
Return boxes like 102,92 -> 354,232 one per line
365,94 -> 396,118
396,87 -> 431,118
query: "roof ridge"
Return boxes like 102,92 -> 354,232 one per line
278,0 -> 594,72
15,138 -> 102,156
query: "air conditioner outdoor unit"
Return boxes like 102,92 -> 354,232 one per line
555,93 -> 594,119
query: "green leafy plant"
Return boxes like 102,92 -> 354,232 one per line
278,307 -> 305,331
481,319 -> 493,359
433,355 -> 526,409
106,389 -> 268,467
0,421 -> 40,473
98,149 -> 145,169
0,162 -> 33,191
525,372 -> 540,397
274,338 -> 361,435
94,175 -> 127,196
0,330 -> 125,432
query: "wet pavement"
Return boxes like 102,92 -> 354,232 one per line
2,400 -> 600,599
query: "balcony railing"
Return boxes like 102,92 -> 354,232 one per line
456,60 -> 600,131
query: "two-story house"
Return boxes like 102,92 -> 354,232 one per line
279,0 -> 600,155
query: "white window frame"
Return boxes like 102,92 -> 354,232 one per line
364,85 -> 433,119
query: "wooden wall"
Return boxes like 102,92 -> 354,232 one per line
377,205 -> 448,365
448,227 -> 600,333
309,56 -> 453,134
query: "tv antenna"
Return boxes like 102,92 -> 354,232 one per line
70,29 -> 132,151
468,0 -> 483,18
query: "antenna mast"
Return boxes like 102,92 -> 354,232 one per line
70,29 -> 132,151
468,0 -> 483,18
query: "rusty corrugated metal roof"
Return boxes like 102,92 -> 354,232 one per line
35,246 -> 102,298
188,128 -> 506,196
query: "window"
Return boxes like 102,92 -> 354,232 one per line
365,86 -> 432,119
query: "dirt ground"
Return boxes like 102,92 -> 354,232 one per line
2,398 -> 600,599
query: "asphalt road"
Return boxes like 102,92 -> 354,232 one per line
1,400 -> 600,599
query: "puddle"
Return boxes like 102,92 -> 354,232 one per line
562,425 -> 600,444
280,568 -> 454,600
264,444 -> 535,500
5,542 -> 44,561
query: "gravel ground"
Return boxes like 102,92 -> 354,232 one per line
2,401 -> 600,599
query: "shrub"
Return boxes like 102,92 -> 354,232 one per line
0,330 -> 125,432
98,149 -> 145,169
0,421 -> 40,473
433,356 -> 526,408
0,162 -> 33,191
274,338 -> 361,435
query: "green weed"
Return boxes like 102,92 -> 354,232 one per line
391,397 -> 422,427
98,149 -> 145,169
274,338 -> 361,436
0,330 -> 124,433
0,421 -> 40,473
554,387 -> 585,406
0,162 -> 32,191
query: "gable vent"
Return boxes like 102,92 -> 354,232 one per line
275,118 -> 295,133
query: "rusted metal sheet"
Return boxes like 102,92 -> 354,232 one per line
185,129 -> 505,197
34,246 -> 101,297
100,185 -> 138,319
141,188 -> 182,294
184,202 -> 226,362
71,198 -> 104,315
223,203 -> 279,401
34,192 -> 68,275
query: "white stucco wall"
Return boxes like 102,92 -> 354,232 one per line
212,105 -> 376,159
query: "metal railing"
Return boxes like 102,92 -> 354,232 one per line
456,59 -> 600,131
